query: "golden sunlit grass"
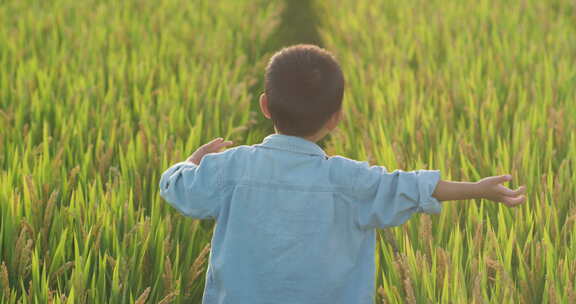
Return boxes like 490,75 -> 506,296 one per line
319,0 -> 575,302
0,0 -> 280,302
1,0 -> 574,303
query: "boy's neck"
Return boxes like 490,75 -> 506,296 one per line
303,133 -> 325,143
275,130 -> 326,143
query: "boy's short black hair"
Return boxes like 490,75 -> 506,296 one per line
265,44 -> 345,137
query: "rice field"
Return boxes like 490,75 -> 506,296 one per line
0,0 -> 280,302
1,0 -> 575,303
318,0 -> 576,302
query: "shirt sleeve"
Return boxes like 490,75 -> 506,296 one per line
159,155 -> 223,219
351,163 -> 442,229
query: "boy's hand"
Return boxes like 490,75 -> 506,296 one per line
186,137 -> 233,165
476,175 -> 526,207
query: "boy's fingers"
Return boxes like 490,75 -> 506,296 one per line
195,138 -> 232,155
207,137 -> 224,146
514,195 -> 526,205
503,195 -> 526,207
202,139 -> 233,152
497,185 -> 515,196
493,174 -> 512,184
515,185 -> 526,195
215,141 -> 234,151
498,185 -> 526,197
214,139 -> 232,147
199,138 -> 221,149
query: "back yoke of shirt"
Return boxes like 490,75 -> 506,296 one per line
159,134 -> 442,304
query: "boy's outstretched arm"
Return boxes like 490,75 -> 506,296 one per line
159,137 -> 233,219
432,175 -> 526,207
186,137 -> 233,165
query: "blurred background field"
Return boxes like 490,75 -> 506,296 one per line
0,0 -> 574,303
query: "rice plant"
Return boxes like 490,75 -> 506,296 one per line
318,0 -> 576,302
1,0 -> 574,303
0,0 -> 280,302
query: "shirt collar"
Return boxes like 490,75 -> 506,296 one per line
256,134 -> 327,157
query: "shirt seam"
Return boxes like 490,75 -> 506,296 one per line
349,166 -> 365,230
221,179 -> 355,193
220,172 -> 385,197
350,165 -> 362,194
254,144 -> 326,158
213,158 -> 224,219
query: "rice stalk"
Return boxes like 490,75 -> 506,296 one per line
135,287 -> 151,304
0,261 -> 10,297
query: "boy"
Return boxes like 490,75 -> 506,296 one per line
159,44 -> 526,303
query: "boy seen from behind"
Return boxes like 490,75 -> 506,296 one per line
159,44 -> 526,304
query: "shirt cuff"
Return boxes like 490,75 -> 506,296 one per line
416,170 -> 442,214
159,161 -> 198,190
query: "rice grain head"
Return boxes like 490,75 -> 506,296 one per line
135,287 -> 151,304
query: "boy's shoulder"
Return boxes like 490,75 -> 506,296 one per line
201,145 -> 251,160
204,144 -> 385,175
327,155 -> 367,165
200,144 -> 261,165
325,155 -> 388,183
211,145 -> 380,165
327,155 -> 384,171
215,144 -> 256,156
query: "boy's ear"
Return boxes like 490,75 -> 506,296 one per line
259,93 -> 272,119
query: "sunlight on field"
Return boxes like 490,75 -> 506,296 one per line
319,0 -> 576,302
0,0 -> 280,302
0,0 -> 574,303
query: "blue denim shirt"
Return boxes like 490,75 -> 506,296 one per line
159,134 -> 442,304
